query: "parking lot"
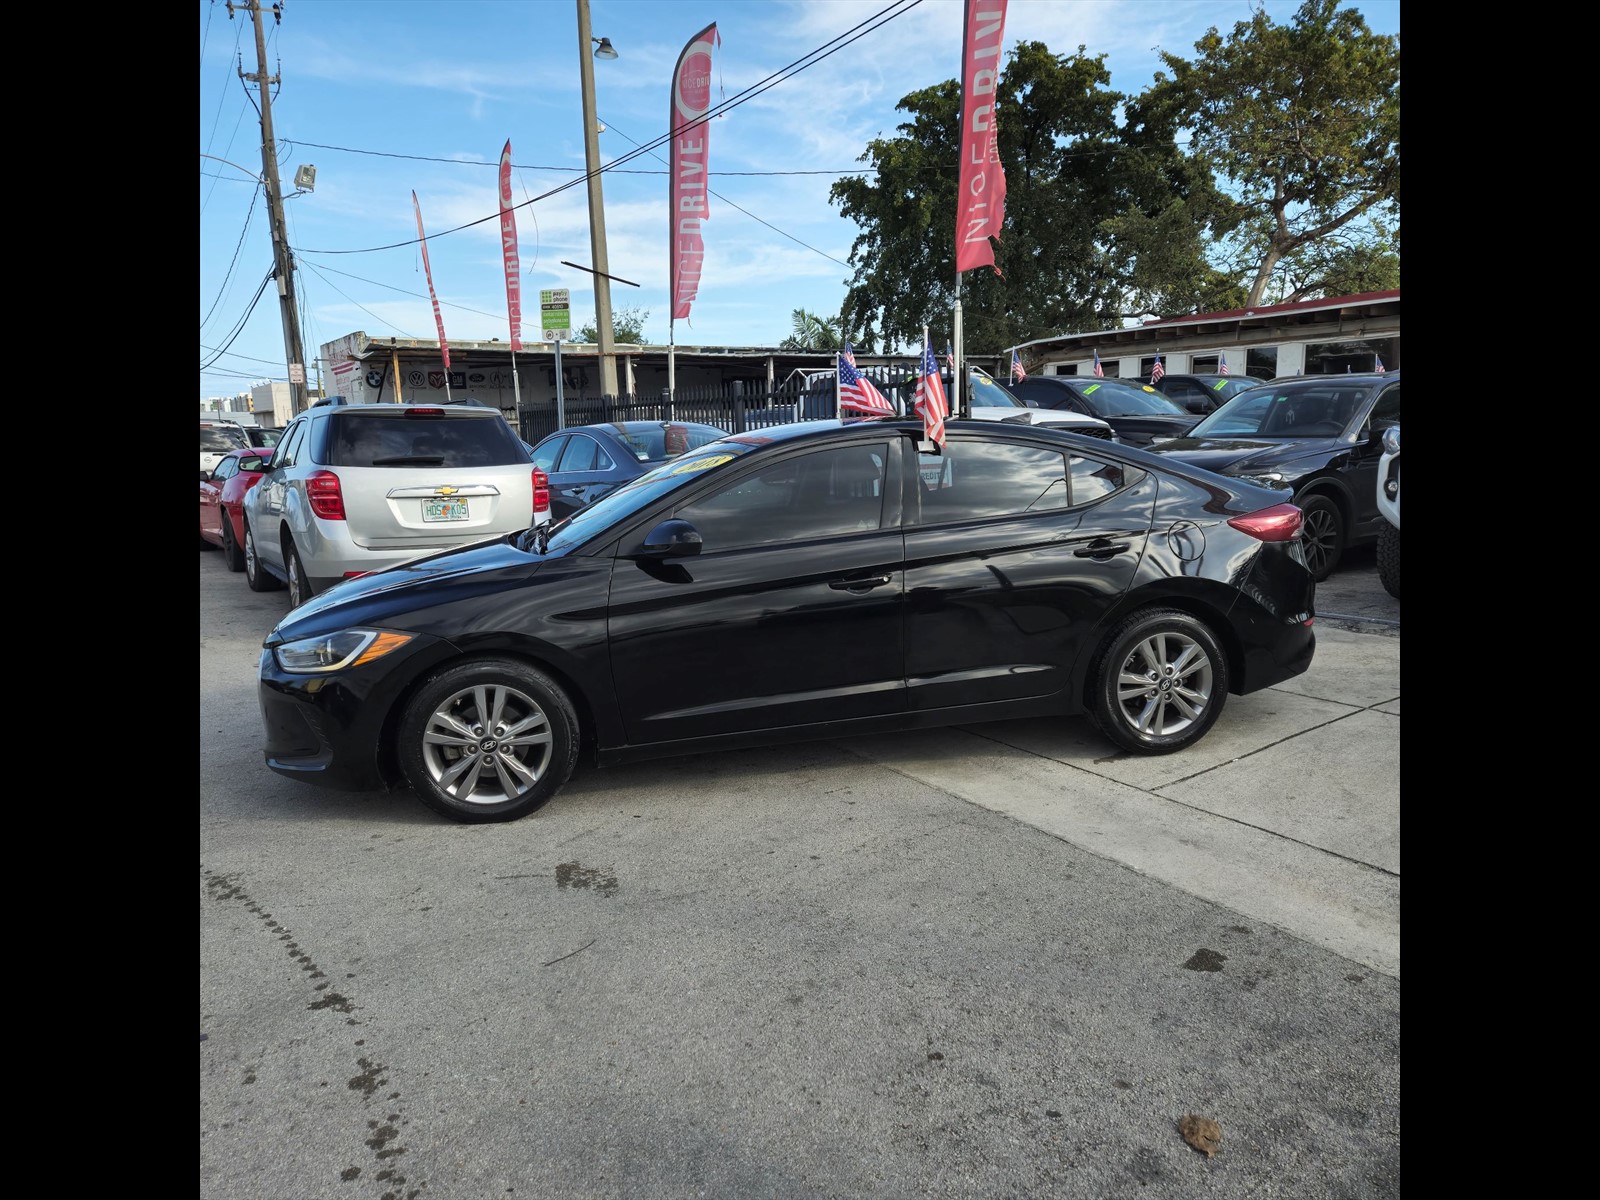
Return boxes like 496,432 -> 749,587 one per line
201,546 -> 1398,1199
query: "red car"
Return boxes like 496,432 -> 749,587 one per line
200,447 -> 272,572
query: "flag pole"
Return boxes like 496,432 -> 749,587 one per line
952,283 -> 964,419
835,352 -> 842,421
668,320 -> 676,415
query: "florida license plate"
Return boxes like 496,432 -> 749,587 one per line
423,497 -> 469,522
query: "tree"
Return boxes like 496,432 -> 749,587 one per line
778,308 -> 846,350
1147,0 -> 1400,308
830,42 -> 1220,354
578,306 -> 650,344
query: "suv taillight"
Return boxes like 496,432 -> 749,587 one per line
306,470 -> 346,520
532,468 -> 550,518
1227,502 -> 1302,542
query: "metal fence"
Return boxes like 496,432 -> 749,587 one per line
516,368 -> 924,445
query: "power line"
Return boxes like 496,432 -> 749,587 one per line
295,0 -> 924,257
281,138 -> 880,177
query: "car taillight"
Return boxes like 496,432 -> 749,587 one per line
1227,502 -> 1302,542
532,468 -> 550,518
306,470 -> 346,520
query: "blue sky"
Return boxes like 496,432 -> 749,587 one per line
199,0 -> 1399,402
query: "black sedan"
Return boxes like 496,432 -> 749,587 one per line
257,419 -> 1318,824
1140,371 -> 1401,581
526,420 -> 727,519
1008,376 -> 1199,447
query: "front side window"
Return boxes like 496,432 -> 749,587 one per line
676,444 -> 889,550
273,420 -> 308,468
212,457 -> 238,482
916,440 -> 1068,523
530,436 -> 566,473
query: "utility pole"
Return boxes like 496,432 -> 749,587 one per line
231,0 -> 307,415
576,0 -> 619,399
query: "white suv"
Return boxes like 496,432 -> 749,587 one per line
1376,423 -> 1399,599
242,401 -> 548,608
961,368 -> 1118,441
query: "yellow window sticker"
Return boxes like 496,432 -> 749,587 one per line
668,453 -> 734,475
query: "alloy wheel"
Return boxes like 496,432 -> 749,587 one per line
418,682 -> 555,808
1113,630 -> 1215,739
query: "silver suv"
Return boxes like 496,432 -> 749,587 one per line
242,402 -> 542,608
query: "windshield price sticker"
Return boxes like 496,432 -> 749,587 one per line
669,454 -> 734,475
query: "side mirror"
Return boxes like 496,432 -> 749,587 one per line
636,518 -> 703,558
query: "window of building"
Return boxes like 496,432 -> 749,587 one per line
1191,354 -> 1220,373
1245,347 -> 1278,380
1305,339 -> 1394,375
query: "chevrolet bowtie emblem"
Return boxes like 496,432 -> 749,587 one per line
435,485 -> 458,496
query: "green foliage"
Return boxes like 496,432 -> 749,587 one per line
778,309 -> 847,351
828,2 -> 1400,348
831,43 -> 1225,353
1148,0 -> 1400,307
578,306 -> 650,344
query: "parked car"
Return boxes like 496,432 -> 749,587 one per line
1141,371 -> 1401,582
241,401 -> 550,609
526,420 -> 728,520
1376,423 -> 1399,599
255,417 -> 1317,824
1136,373 -> 1261,416
243,426 -> 285,449
950,368 -> 1118,440
200,447 -> 273,570
201,422 -> 249,474
1008,375 -> 1197,447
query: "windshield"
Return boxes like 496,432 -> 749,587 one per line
1073,379 -> 1189,418
542,438 -> 759,553
201,428 -> 245,451
1188,383 -> 1362,439
967,371 -> 1027,409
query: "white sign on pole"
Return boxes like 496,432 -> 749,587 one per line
540,288 -> 571,342
289,363 -> 305,384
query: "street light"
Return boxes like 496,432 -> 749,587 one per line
576,0 -> 619,399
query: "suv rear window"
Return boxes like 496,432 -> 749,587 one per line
202,428 -> 245,451
322,411 -> 528,468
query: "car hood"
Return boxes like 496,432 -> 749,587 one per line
268,535 -> 546,639
1105,415 -> 1200,442
1148,436 -> 1330,475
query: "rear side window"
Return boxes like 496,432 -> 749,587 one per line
323,412 -> 527,468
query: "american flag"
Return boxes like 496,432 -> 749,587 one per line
1092,348 -> 1104,378
1011,349 -> 1027,382
1150,352 -> 1165,384
945,342 -> 956,373
913,328 -> 948,447
838,352 -> 895,416
1374,355 -> 1386,374
1218,351 -> 1229,376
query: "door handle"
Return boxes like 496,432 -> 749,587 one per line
829,574 -> 893,592
1073,540 -> 1131,559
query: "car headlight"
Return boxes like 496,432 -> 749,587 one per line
275,629 -> 416,674
1238,472 -> 1290,488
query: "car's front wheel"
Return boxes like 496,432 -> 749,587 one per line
1296,494 -> 1344,582
244,522 -> 281,592
1376,522 -> 1400,600
396,659 -> 580,824
1087,608 -> 1229,755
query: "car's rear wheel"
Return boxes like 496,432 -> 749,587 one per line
1377,522 -> 1400,600
1087,608 -> 1229,755
244,522 -> 281,592
1296,494 -> 1343,582
396,659 -> 580,824
221,516 -> 245,572
284,538 -> 312,609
